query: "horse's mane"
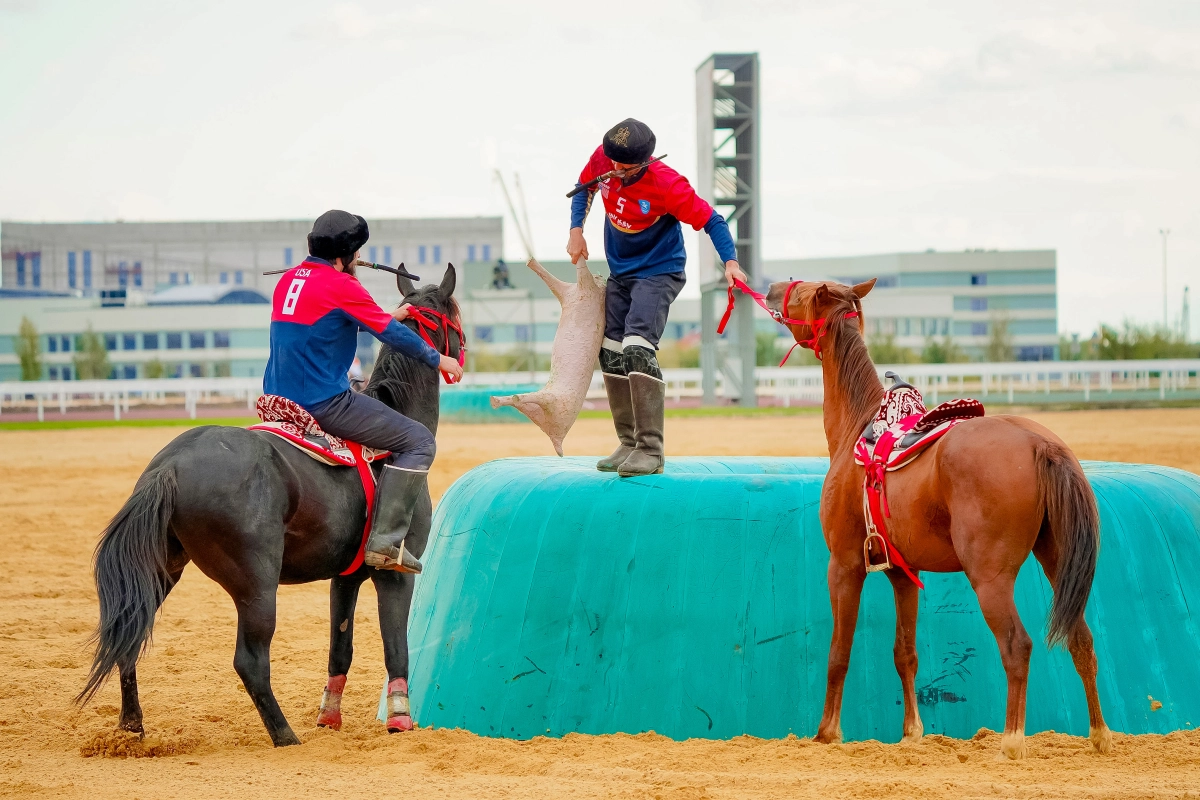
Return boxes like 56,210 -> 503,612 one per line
796,286 -> 883,437
364,291 -> 460,435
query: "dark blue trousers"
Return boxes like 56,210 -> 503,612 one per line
308,390 -> 435,470
604,271 -> 686,349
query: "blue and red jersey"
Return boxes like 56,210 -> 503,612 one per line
264,257 -> 440,409
570,145 -> 738,278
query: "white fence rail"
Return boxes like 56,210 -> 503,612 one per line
5,359 -> 1200,422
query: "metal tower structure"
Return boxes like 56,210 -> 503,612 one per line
696,53 -> 760,406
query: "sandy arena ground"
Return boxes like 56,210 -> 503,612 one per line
3,408 -> 1200,798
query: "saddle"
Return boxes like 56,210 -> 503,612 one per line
250,395 -> 389,467
852,373 -> 985,588
249,394 -> 389,575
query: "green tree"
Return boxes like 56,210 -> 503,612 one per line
73,325 -> 111,380
15,317 -> 42,380
921,335 -> 968,364
867,334 -> 917,364
756,332 -> 780,366
985,314 -> 1014,362
144,358 -> 166,379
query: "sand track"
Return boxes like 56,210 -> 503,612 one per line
2,409 -> 1199,798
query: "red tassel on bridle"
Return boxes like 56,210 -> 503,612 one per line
407,305 -> 467,384
718,278 -> 858,362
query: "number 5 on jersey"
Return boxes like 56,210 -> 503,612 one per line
282,278 -> 306,315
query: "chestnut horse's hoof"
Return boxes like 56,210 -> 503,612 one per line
814,728 -> 843,745
316,708 -> 342,731
999,732 -> 1027,760
1090,726 -> 1113,754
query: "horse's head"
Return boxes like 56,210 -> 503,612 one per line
766,277 -> 876,356
396,264 -> 464,364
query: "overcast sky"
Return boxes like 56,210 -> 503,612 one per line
2,0 -> 1197,336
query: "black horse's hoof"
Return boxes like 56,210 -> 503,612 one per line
118,719 -> 145,737
272,729 -> 303,747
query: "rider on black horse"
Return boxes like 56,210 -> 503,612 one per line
263,210 -> 464,573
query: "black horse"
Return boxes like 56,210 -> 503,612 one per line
77,266 -> 460,747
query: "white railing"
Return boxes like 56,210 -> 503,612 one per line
0,377 -> 262,421
4,359 -> 1200,421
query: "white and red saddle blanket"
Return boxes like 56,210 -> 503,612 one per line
852,374 -> 985,588
249,394 -> 389,576
249,395 -> 388,467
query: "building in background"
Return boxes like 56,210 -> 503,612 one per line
0,217 -> 503,310
762,249 -> 1058,361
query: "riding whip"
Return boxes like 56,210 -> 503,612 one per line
262,260 -> 421,280
565,154 -> 667,198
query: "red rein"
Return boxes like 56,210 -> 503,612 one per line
408,305 -> 466,384
718,278 -> 859,363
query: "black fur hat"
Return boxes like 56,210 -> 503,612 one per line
602,118 -> 655,164
308,210 -> 369,261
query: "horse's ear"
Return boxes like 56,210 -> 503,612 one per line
396,270 -> 416,298
439,264 -> 457,299
852,278 -> 877,299
814,283 -> 831,308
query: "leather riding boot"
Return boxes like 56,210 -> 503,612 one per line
618,371 -> 666,476
597,373 -> 636,472
363,465 -> 428,574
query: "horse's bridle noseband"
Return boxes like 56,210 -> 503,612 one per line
407,304 -> 467,384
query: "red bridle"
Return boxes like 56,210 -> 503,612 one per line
718,278 -> 859,363
407,305 -> 466,384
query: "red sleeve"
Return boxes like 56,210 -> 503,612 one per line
659,167 -> 715,230
334,273 -> 393,334
577,145 -> 609,185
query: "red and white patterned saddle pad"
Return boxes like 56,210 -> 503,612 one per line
854,382 -> 984,471
249,395 -> 388,467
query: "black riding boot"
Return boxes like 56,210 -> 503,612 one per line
618,371 -> 666,476
363,465 -> 427,574
597,374 -> 636,472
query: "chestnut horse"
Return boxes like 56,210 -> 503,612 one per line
766,277 -> 1111,759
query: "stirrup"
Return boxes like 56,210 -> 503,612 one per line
364,545 -> 423,574
863,531 -> 892,573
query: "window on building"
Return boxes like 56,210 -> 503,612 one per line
61,335 -> 71,352
48,366 -> 58,380
940,319 -> 950,335
168,363 -> 182,378
31,253 -> 41,287
118,261 -> 128,288
133,262 -> 142,288
368,246 -> 377,263
971,322 -> 988,336
234,271 -> 243,285
104,333 -> 117,351
123,365 -> 137,379
15,253 -> 25,286
970,273 -> 987,286
83,251 -> 92,288
190,364 -> 204,378
61,365 -> 71,380
383,246 -> 392,264
184,272 -> 194,285
213,331 -> 231,348
514,324 -> 530,342
970,297 -> 988,311
475,325 -> 494,343
189,332 -> 206,349
123,333 -> 137,350
467,244 -> 477,262
482,244 -> 491,262
418,245 -> 427,265
48,336 -> 58,353
167,333 -> 182,349
284,247 -> 293,265
432,245 -> 441,264
169,272 -> 179,285
141,333 -> 157,350
68,252 -> 77,288
220,272 -> 229,284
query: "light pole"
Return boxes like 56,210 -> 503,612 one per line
1160,229 -> 1170,330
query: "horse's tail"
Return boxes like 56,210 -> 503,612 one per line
76,466 -> 177,706
1036,439 -> 1100,647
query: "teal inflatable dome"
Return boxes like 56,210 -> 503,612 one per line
406,457 -> 1200,741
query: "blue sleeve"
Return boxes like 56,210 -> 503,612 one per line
375,319 -> 442,369
703,210 -> 738,264
570,187 -> 593,229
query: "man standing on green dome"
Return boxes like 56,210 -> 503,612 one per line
568,118 -> 747,476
